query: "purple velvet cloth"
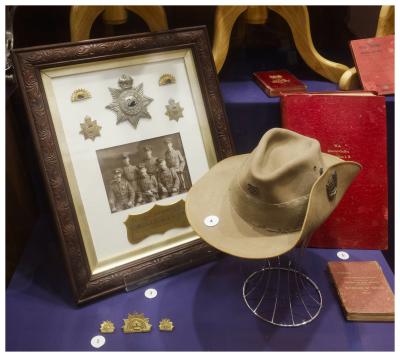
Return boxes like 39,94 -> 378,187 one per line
6,214 -> 394,351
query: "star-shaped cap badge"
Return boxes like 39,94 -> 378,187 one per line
106,74 -> 153,129
165,99 -> 184,121
79,116 -> 101,141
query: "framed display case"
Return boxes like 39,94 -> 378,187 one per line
13,26 -> 234,304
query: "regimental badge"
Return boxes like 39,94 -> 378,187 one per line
122,313 -> 152,333
71,88 -> 91,102
100,320 -> 115,333
159,318 -> 174,332
326,171 -> 337,201
159,73 -> 176,86
165,98 -> 184,121
79,116 -> 102,141
106,74 -> 153,129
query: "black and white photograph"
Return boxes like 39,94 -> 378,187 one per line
96,132 -> 192,213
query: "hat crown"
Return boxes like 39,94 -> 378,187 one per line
238,128 -> 324,204
230,128 -> 326,232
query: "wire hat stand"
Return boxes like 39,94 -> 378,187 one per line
242,249 -> 322,327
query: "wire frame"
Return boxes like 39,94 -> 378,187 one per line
242,252 -> 322,327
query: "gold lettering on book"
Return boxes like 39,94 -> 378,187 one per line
335,271 -> 383,295
327,143 -> 352,160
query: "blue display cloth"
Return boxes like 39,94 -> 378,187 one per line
6,214 -> 394,351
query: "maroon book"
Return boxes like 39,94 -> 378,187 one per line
281,92 -> 388,249
328,261 -> 394,321
350,35 -> 394,95
253,70 -> 307,97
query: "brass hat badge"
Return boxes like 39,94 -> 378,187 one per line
122,313 -> 152,333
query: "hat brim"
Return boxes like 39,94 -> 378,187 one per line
185,154 -> 361,259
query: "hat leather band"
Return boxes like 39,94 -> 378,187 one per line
229,179 -> 309,233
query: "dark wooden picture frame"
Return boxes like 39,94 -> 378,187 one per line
12,26 -> 234,304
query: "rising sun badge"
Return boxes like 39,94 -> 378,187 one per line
105,74 -> 153,129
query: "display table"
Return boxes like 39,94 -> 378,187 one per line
7,76 -> 394,351
6,213 -> 394,351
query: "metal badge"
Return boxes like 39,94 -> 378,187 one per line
165,98 -> 184,121
159,318 -> 174,331
159,73 -> 176,86
71,88 -> 91,102
122,313 -> 152,333
100,320 -> 115,333
247,183 -> 259,196
326,171 -> 337,201
79,116 -> 102,141
106,74 -> 153,128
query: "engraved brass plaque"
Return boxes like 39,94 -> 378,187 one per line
124,199 -> 190,244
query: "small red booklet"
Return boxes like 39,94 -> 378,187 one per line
253,70 -> 307,97
281,92 -> 388,249
350,35 -> 394,95
328,261 -> 394,321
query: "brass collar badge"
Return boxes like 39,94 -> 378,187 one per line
71,88 -> 91,102
100,320 -> 115,333
159,73 -> 176,86
122,313 -> 152,333
106,74 -> 153,129
159,318 -> 174,331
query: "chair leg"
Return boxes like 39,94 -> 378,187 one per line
70,6 -> 105,42
268,6 -> 349,83
338,67 -> 360,91
212,6 -> 248,73
376,5 -> 394,37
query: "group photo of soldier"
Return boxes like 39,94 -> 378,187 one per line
96,133 -> 192,213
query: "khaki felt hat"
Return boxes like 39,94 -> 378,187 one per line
185,128 -> 361,259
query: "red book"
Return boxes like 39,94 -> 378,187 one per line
328,261 -> 394,321
281,92 -> 388,249
253,70 -> 307,97
350,35 -> 394,95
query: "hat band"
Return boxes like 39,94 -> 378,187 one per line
229,178 -> 309,233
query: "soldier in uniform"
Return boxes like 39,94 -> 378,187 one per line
108,168 -> 135,212
164,137 -> 187,192
121,153 -> 139,203
142,145 -> 158,180
156,158 -> 180,199
136,163 -> 159,203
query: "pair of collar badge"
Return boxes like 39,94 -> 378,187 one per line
99,313 -> 174,334
73,73 -> 183,141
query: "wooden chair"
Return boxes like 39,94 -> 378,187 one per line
212,6 -> 349,83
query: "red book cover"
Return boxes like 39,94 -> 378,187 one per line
253,70 -> 307,97
350,35 -> 394,95
281,93 -> 388,249
328,261 -> 394,321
